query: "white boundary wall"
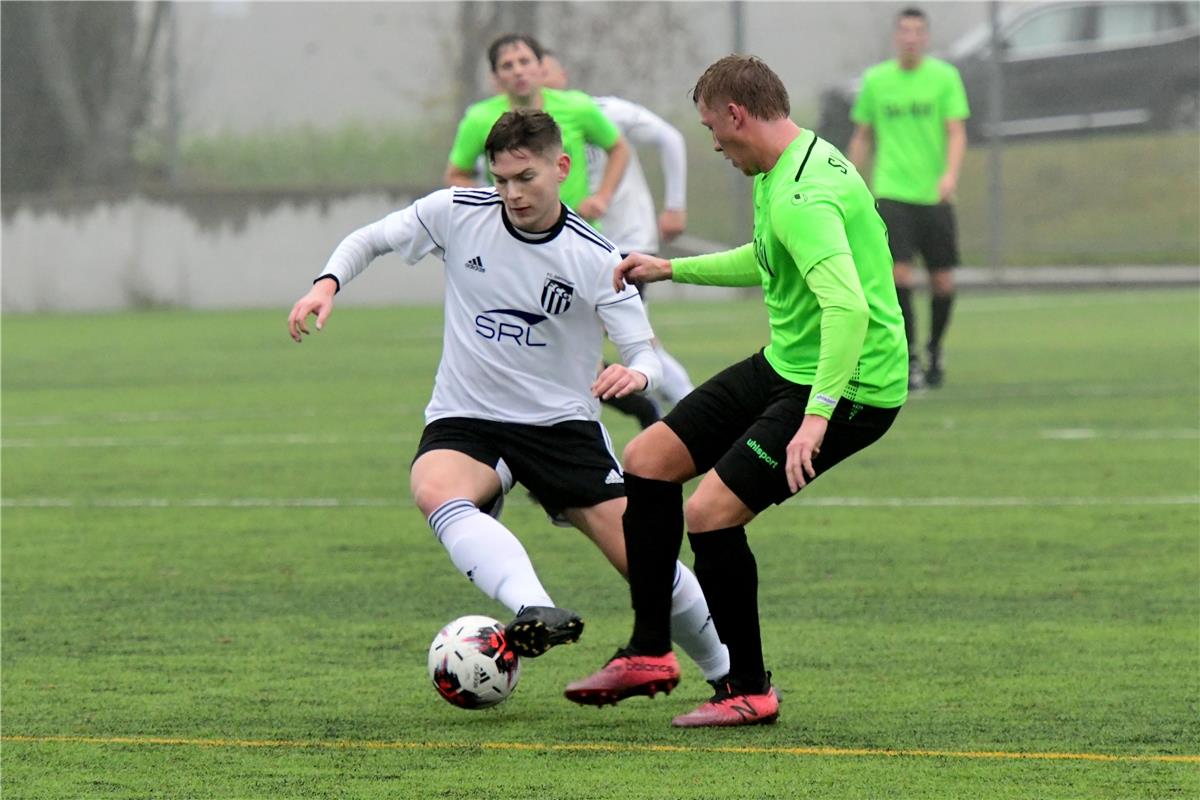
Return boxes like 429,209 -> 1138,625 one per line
1,194 -> 742,313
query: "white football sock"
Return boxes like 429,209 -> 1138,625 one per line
428,498 -> 553,615
670,561 -> 730,681
654,343 -> 695,406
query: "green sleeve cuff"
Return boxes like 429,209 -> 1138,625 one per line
672,244 -> 761,287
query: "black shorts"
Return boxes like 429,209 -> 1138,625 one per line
414,417 -> 625,518
662,351 -> 901,514
876,199 -> 960,269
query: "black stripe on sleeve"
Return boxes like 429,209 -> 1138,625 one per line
451,198 -> 504,207
596,292 -> 642,308
413,204 -> 443,252
794,133 -> 819,181
564,210 -> 618,250
563,220 -> 616,252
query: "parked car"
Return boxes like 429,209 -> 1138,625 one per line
817,0 -> 1200,149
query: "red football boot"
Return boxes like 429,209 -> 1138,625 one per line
564,649 -> 681,706
671,676 -> 780,727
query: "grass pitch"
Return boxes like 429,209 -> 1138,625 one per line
3,288 -> 1198,798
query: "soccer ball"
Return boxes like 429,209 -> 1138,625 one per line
427,614 -> 521,709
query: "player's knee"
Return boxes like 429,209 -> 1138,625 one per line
410,476 -> 462,518
622,434 -> 671,480
622,423 -> 693,481
683,495 -> 725,533
930,272 -> 955,295
683,493 -> 734,533
621,434 -> 653,476
684,483 -> 755,533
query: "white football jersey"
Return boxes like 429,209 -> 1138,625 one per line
586,96 -> 688,255
316,187 -> 655,426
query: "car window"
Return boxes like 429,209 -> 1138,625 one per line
1096,3 -> 1158,43
948,5 -> 1025,59
1006,5 -> 1090,54
1181,1 -> 1199,27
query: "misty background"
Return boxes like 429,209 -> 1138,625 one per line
2,1 -> 1197,312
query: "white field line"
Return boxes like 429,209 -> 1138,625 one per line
1,433 -> 418,448
2,409 -> 321,427
2,428 -> 1197,449
1038,428 -> 1199,440
1,406 -> 425,428
3,732 -> 1198,764
2,496 -> 1196,510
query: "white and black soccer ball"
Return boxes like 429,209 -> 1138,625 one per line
427,614 -> 521,709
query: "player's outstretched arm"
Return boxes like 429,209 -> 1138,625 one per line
287,278 -> 338,342
613,253 -> 672,293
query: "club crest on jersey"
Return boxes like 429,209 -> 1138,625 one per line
541,275 -> 575,315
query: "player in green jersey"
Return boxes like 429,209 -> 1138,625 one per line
848,7 -> 970,390
444,34 -> 630,221
565,55 -> 908,727
446,34 -> 661,431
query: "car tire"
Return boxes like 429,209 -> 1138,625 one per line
1159,87 -> 1200,131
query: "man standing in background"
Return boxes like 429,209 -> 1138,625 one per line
445,34 -> 630,225
848,7 -> 969,390
542,51 -> 696,412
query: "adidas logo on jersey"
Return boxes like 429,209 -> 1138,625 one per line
604,469 -> 624,485
465,256 -> 485,272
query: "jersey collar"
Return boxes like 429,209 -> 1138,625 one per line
500,202 -> 568,245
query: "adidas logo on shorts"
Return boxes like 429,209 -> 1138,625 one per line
604,469 -> 624,485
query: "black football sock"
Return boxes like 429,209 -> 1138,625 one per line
928,292 -> 955,356
895,285 -> 918,359
624,473 -> 684,655
688,526 -> 767,692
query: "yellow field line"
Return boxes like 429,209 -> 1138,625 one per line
3,734 -> 1196,764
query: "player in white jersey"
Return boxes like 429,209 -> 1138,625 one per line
287,110 -> 729,681
543,53 -> 696,411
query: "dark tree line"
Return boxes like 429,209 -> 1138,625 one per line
2,1 -> 167,194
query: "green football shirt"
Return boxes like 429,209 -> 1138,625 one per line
673,133 -> 908,415
447,88 -> 621,211
850,57 -> 970,205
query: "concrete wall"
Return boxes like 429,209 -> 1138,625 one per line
1,192 -> 441,313
1,192 -> 736,313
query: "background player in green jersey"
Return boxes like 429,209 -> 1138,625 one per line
444,33 -> 630,223
446,34 -> 660,431
566,55 -> 907,727
848,6 -> 970,390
